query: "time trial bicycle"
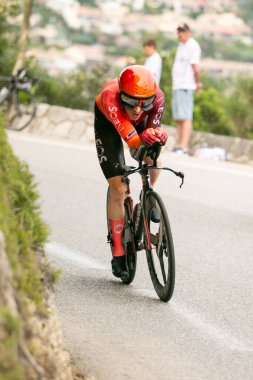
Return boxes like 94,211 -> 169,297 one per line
107,143 -> 184,302
0,68 -> 37,131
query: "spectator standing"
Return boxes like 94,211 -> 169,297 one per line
143,38 -> 162,85
171,23 -> 202,154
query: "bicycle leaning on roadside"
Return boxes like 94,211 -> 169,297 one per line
0,68 -> 38,131
107,142 -> 184,302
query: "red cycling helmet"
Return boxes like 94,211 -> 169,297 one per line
118,65 -> 156,99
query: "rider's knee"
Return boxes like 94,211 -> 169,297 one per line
157,157 -> 162,166
145,156 -> 162,166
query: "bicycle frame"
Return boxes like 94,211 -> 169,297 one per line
122,146 -> 184,252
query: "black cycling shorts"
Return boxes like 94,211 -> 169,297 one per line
94,103 -> 147,179
94,103 -> 125,179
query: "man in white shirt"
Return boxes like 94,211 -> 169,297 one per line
172,23 -> 202,154
143,39 -> 162,85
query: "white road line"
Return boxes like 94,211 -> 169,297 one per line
136,288 -> 253,353
170,301 -> 253,353
46,242 -> 252,353
45,242 -> 107,270
8,132 -> 253,178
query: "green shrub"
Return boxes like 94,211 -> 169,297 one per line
194,88 -> 236,136
0,112 -> 53,378
227,77 -> 253,139
0,112 -> 48,304
32,63 -> 114,111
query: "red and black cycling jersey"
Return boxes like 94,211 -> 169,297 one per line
96,78 -> 165,148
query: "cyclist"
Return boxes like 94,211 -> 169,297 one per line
94,65 -> 168,278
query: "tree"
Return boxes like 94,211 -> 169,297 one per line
12,0 -> 33,74
0,0 -> 20,75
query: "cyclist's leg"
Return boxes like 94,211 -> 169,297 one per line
107,176 -> 126,257
107,180 -> 129,276
94,104 -> 128,276
107,176 -> 125,220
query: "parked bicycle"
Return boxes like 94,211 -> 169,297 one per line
0,68 -> 37,131
107,143 -> 184,302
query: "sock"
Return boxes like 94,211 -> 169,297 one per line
109,218 -> 125,257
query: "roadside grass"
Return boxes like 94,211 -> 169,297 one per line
0,113 -> 48,304
0,112 -> 54,379
0,308 -> 24,380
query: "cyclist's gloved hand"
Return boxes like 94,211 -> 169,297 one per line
140,128 -> 159,146
154,127 -> 168,145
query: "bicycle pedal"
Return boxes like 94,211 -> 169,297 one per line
136,241 -> 143,251
107,233 -> 113,245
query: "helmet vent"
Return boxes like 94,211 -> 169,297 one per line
134,83 -> 148,96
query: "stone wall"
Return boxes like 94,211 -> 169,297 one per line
24,104 -> 253,164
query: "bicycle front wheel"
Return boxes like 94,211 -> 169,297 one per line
143,191 -> 175,302
8,90 -> 36,131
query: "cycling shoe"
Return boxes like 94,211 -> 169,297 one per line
111,256 -> 129,278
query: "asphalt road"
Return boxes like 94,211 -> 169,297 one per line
8,132 -> 253,380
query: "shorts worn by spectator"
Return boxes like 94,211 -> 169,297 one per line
172,23 -> 202,154
94,65 -> 168,278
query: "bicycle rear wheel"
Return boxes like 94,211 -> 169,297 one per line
143,191 -> 175,302
8,89 -> 36,131
106,189 -> 137,285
